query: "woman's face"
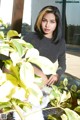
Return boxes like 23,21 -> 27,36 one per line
41,13 -> 57,38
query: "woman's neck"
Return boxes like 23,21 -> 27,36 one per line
44,33 -> 52,39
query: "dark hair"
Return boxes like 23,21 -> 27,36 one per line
34,5 -> 62,43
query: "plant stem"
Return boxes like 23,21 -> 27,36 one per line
11,99 -> 24,120
42,106 -> 62,111
25,106 -> 63,118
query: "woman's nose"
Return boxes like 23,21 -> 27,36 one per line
45,22 -> 49,27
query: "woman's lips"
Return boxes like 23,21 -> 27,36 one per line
44,29 -> 50,32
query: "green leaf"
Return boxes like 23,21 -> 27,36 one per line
11,39 -> 24,56
6,74 -> 19,86
60,91 -> 71,103
27,49 -> 56,75
61,114 -> 68,120
7,30 -> 19,39
77,99 -> 80,105
71,85 -> 77,92
10,52 -> 21,66
34,76 -> 45,88
63,78 -> 68,87
0,18 -> 7,28
74,106 -> 80,114
4,60 -> 20,81
28,83 -> 43,104
17,39 -> 34,49
49,85 -> 61,103
20,62 -> 34,87
0,42 -> 9,56
48,114 -> 57,120
16,99 -> 32,110
12,87 -> 27,101
64,108 -> 80,120
0,69 -> 7,85
0,102 -> 12,109
0,31 -> 4,39
0,81 -> 15,102
0,18 -> 3,24
25,48 -> 39,58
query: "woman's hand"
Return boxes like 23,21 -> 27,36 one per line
47,74 -> 59,86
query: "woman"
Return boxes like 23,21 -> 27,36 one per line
23,5 -> 66,86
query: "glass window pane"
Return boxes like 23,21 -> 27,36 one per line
66,0 -> 80,45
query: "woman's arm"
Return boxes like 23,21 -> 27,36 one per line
33,66 -> 48,86
47,43 -> 66,86
47,55 -> 65,86
56,50 -> 66,76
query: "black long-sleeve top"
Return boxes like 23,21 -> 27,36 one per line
23,32 -> 66,76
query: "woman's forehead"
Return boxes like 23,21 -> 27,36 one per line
43,13 -> 56,20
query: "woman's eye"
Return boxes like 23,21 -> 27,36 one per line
42,19 -> 46,22
50,20 -> 56,23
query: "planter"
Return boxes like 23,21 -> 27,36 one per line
43,73 -> 80,120
0,73 -> 80,120
56,73 -> 80,90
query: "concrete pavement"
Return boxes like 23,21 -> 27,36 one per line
66,45 -> 80,79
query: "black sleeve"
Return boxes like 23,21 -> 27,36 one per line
56,41 -> 66,76
56,51 -> 66,76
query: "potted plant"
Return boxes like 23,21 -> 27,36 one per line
0,19 -> 56,120
0,19 -> 80,120
43,78 -> 80,120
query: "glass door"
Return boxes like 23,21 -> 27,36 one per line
66,0 -> 80,45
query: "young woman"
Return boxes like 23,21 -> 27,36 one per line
23,5 -> 66,86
